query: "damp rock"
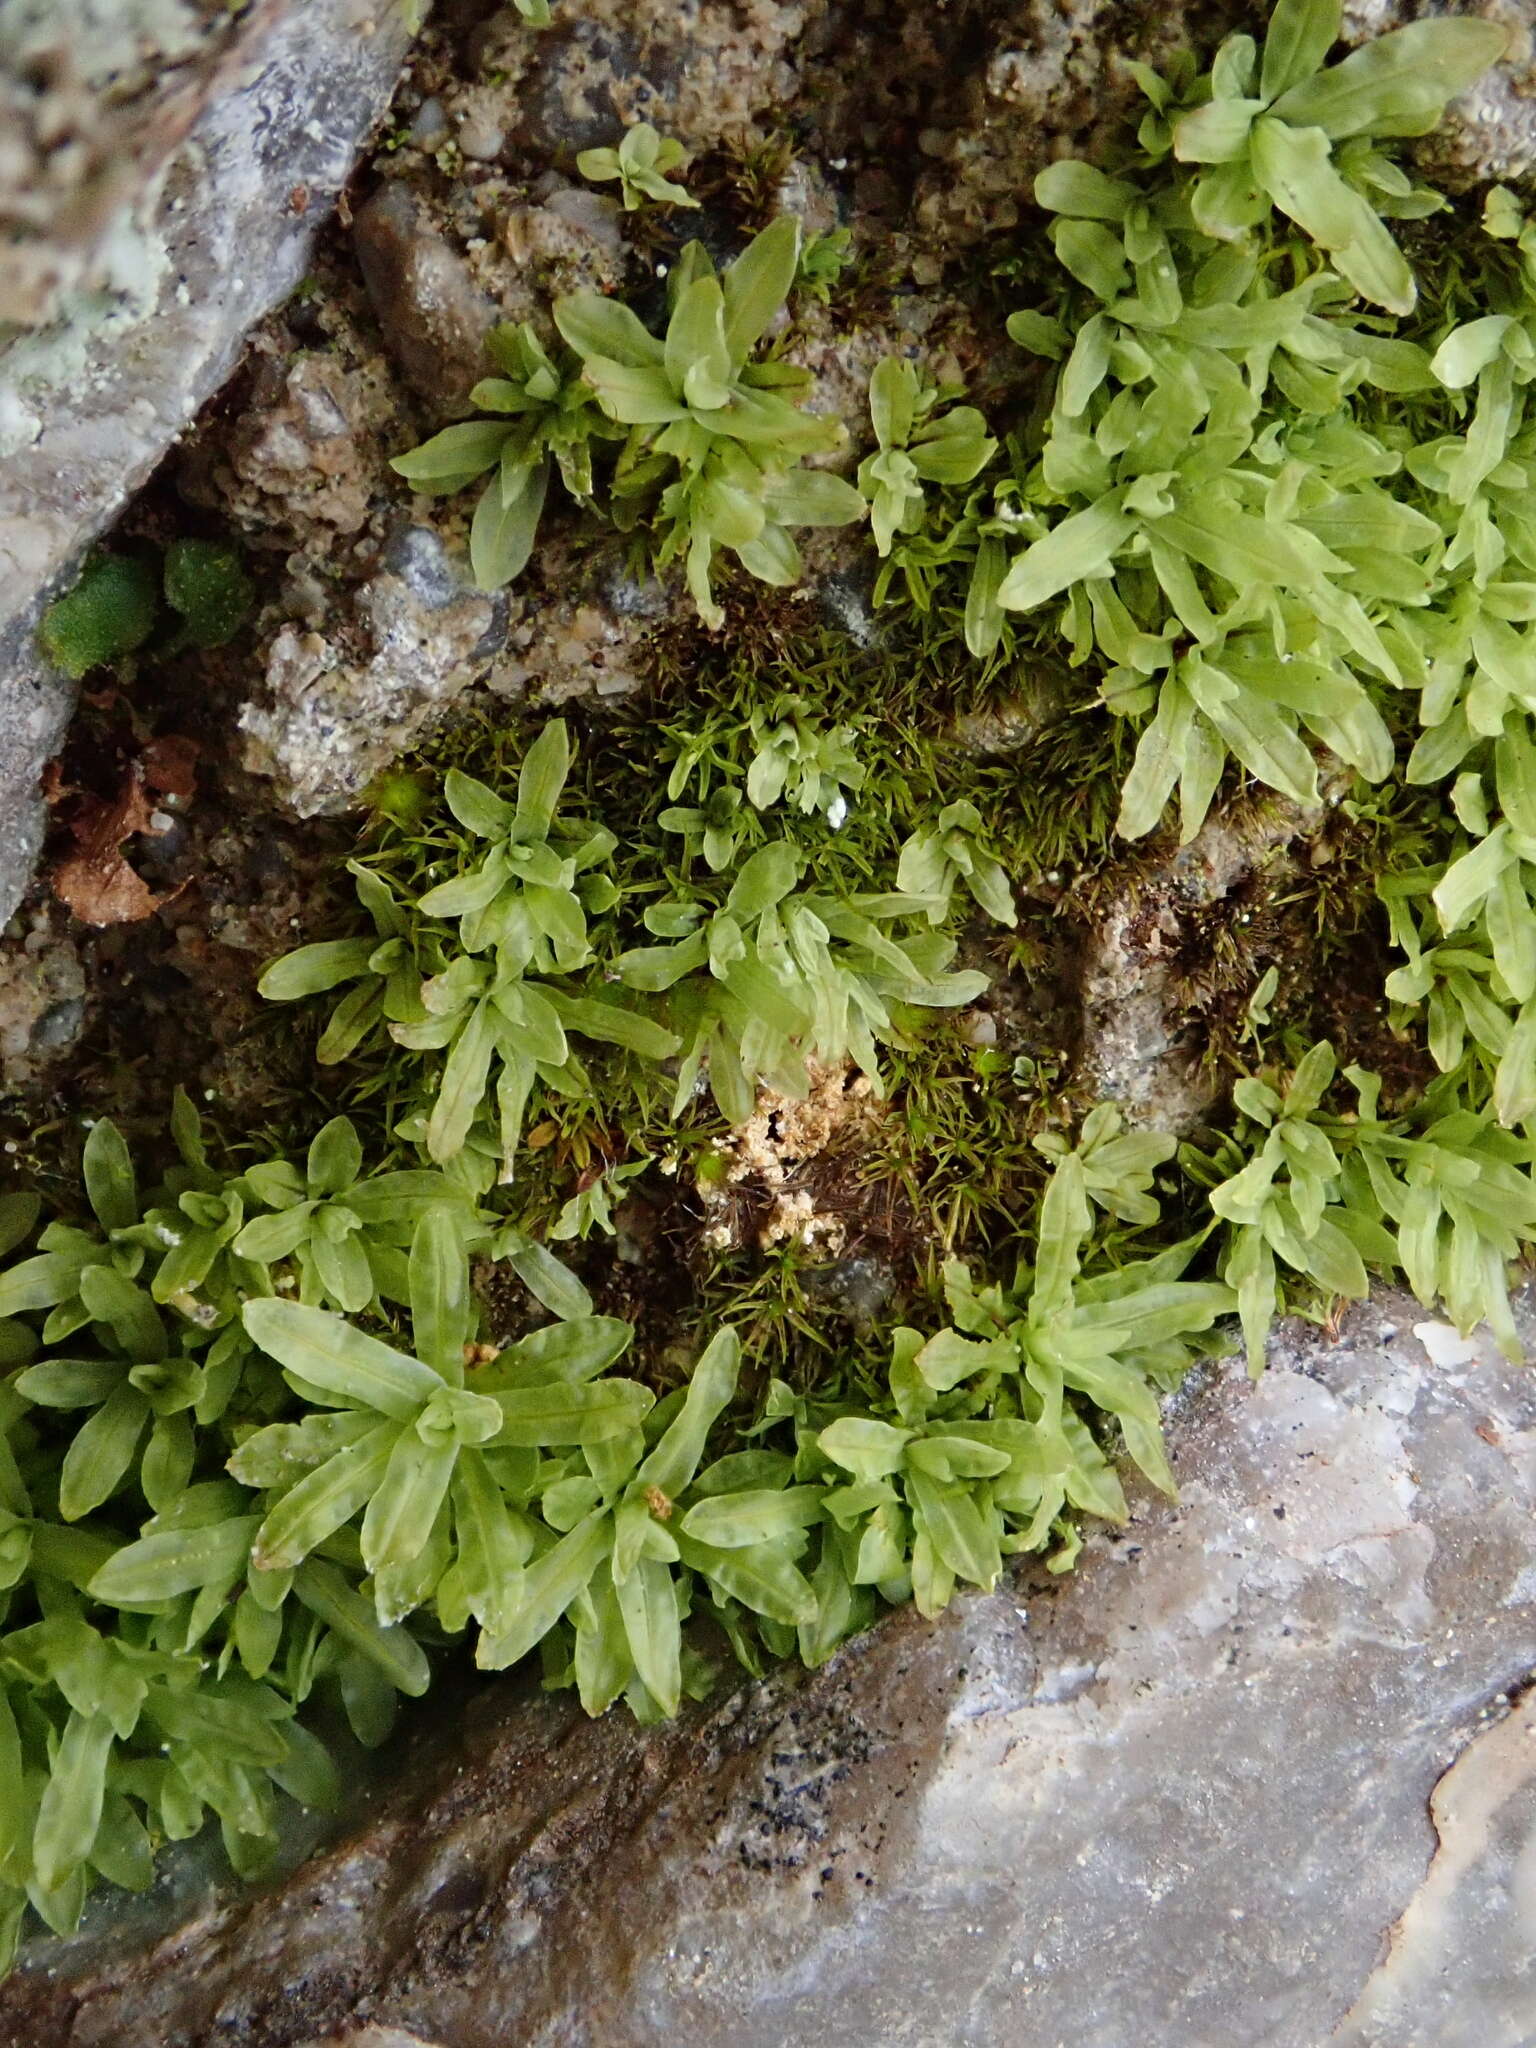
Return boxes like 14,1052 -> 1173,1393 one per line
178,340 -> 404,553
352,182 -> 501,415
239,539 -> 502,815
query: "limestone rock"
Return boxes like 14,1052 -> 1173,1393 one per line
238,531 -> 502,816
0,0 -> 276,332
0,0 -> 414,928
7,1291 -> 1536,2046
177,344 -> 402,552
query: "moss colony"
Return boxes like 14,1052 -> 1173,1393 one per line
2,0 -> 1533,1968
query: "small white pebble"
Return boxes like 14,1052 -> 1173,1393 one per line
1414,1321 -> 1476,1366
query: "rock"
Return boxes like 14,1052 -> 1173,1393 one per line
406,96 -> 449,151
177,343 -> 402,552
0,903 -> 85,1089
1333,1679 -> 1536,2047
0,659 -> 74,936
483,546 -> 674,705
238,533 -> 502,815
352,182 -> 500,414
473,0 -> 813,161
0,0 -> 415,929
1074,795 -> 1323,1133
8,1289 -> 1536,2046
454,92 -> 506,164
493,179 -> 628,305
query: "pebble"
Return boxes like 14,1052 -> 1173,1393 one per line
409,97 -> 448,149
457,111 -> 506,161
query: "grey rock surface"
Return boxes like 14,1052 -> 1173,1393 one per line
0,0 -> 413,928
1335,1680 -> 1536,2048
1074,795 -> 1324,1133
5,1290 -> 1536,2047
0,0 -> 277,331
239,538 -> 502,815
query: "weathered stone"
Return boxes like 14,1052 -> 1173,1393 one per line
0,0 -> 276,332
352,182 -> 500,415
473,0 -> 814,161
481,544 -> 675,705
1074,795 -> 1324,1132
0,901 -> 85,1087
0,0 -> 413,928
492,180 -> 628,307
177,345 -> 401,552
1334,1680 -> 1536,2047
7,1291 -> 1536,2047
238,534 -> 503,816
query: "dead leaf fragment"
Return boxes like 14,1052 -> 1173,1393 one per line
50,764 -> 180,927
52,854 -> 162,926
